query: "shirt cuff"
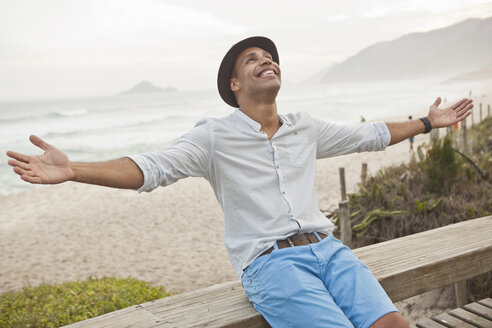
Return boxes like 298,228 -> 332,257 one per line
374,121 -> 391,149
125,154 -> 152,193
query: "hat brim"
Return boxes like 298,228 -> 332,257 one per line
217,36 -> 279,108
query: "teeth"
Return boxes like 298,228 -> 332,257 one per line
260,70 -> 275,77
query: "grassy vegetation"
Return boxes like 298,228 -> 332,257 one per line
330,116 -> 492,302
0,276 -> 172,328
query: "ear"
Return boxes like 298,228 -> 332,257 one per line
230,78 -> 240,92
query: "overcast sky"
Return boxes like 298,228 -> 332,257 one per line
1,0 -> 491,101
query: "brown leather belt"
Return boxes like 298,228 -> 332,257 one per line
261,232 -> 328,257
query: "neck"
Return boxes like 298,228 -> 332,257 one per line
240,101 -> 281,139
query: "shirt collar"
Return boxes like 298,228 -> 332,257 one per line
234,109 -> 291,132
278,113 -> 292,126
234,109 -> 262,132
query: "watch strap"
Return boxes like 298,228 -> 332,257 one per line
419,117 -> 432,133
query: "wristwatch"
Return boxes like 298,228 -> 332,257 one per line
419,117 -> 432,134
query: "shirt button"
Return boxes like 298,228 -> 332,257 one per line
294,131 -> 298,135
282,191 -> 285,195
276,165 -> 280,169
290,214 -> 294,218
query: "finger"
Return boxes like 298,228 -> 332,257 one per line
6,150 -> 31,164
459,99 -> 473,110
29,135 -> 52,151
13,166 -> 34,177
456,110 -> 472,121
451,98 -> 468,109
433,97 -> 441,107
21,174 -> 42,184
454,98 -> 472,111
456,103 -> 473,116
7,159 -> 31,170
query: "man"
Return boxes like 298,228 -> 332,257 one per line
7,36 -> 472,327
408,115 -> 415,152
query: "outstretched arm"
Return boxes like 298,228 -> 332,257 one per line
7,135 -> 143,189
386,97 -> 473,145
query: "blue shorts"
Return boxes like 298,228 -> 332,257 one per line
241,234 -> 397,328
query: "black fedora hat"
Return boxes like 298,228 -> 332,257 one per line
217,36 -> 279,108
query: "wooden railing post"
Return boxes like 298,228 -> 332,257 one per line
339,167 -> 347,201
339,200 -> 351,248
454,280 -> 468,308
462,119 -> 468,153
361,163 -> 368,185
471,107 -> 475,127
339,167 -> 351,247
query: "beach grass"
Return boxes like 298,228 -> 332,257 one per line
0,276 -> 171,328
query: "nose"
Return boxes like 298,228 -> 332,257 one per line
260,56 -> 272,66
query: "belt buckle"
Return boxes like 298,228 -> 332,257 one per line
286,237 -> 295,247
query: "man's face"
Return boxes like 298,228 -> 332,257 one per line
230,47 -> 281,103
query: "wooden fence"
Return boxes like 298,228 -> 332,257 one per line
65,216 -> 492,328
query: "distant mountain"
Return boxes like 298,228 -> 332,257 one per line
121,81 -> 177,95
302,63 -> 339,84
319,17 -> 492,83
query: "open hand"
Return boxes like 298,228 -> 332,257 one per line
6,135 -> 74,184
428,97 -> 473,129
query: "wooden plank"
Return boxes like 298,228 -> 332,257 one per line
478,298 -> 492,309
449,308 -> 492,328
172,305 -> 269,328
433,313 -> 475,328
355,216 -> 492,302
416,318 -> 447,328
142,281 -> 245,313
219,315 -> 270,328
64,305 -> 167,328
152,297 -> 259,327
356,217 -> 492,280
463,302 -> 492,320
138,281 -> 265,328
356,217 -> 491,269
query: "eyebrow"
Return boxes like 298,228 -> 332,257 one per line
241,51 -> 273,63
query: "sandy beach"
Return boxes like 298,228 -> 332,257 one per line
0,130 -> 461,324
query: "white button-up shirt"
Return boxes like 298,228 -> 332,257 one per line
128,109 -> 390,276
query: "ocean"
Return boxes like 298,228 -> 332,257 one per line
0,79 -> 486,195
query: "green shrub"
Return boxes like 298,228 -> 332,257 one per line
0,276 -> 171,328
422,136 -> 462,193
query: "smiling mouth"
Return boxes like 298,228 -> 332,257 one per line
258,69 -> 276,78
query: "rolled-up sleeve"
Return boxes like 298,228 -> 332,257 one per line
127,119 -> 212,193
312,115 -> 391,159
